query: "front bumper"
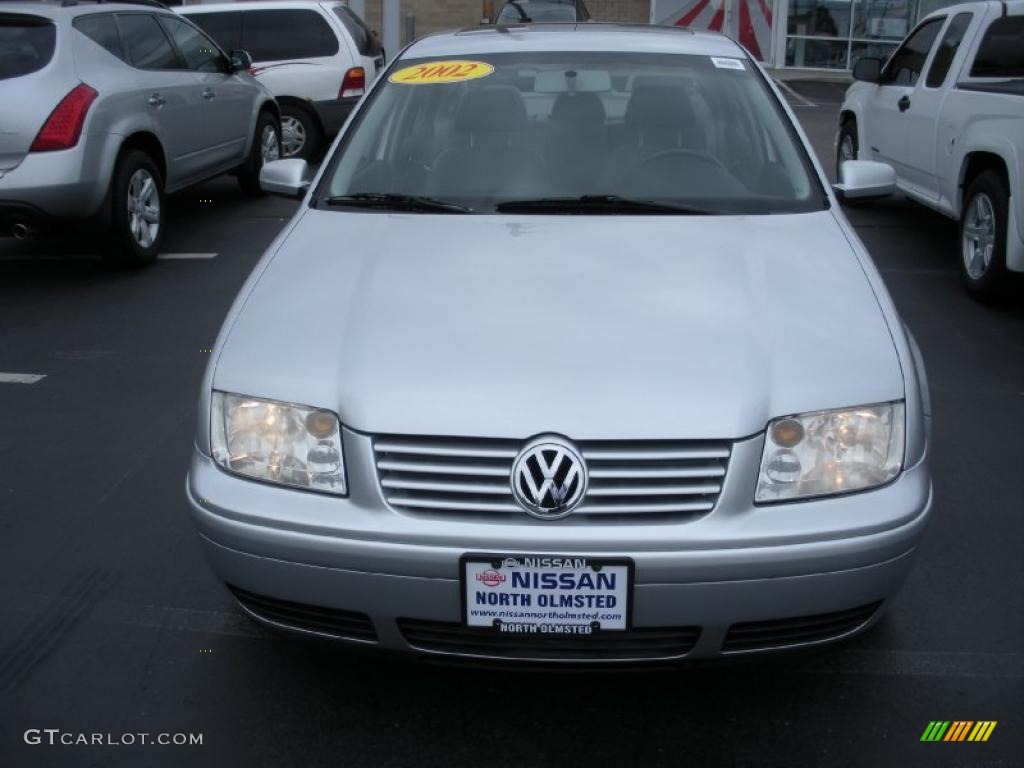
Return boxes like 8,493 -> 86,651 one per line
186,431 -> 931,663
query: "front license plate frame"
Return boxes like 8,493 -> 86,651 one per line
460,553 -> 635,635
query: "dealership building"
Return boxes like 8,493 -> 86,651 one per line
355,0 -> 964,72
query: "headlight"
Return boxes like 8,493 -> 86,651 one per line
210,391 -> 346,495
755,402 -> 904,503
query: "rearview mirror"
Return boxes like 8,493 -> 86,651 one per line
229,49 -> 253,73
260,159 -> 312,199
833,160 -> 896,201
852,57 -> 882,83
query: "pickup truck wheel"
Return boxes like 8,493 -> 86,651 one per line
836,121 -> 871,208
960,171 -> 1008,302
280,105 -> 322,160
105,150 -> 163,267
237,112 -> 281,196
836,121 -> 858,173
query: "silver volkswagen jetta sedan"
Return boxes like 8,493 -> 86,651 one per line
186,24 -> 932,663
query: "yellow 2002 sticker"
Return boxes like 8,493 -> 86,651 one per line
389,60 -> 494,85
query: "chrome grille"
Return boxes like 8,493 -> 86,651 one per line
374,436 -> 730,519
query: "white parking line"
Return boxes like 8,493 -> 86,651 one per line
0,372 -> 46,384
773,78 -> 818,108
158,252 -> 218,260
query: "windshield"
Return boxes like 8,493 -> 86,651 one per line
318,51 -> 824,215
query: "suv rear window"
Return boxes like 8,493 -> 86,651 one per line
74,13 -> 125,61
970,16 -> 1024,77
332,6 -> 381,57
0,14 -> 56,80
241,9 -> 338,61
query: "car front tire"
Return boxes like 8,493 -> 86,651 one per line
959,170 -> 1009,302
105,149 -> 163,267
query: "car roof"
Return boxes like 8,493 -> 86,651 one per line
0,0 -> 175,20
921,0 -> 1023,19
178,0 -> 338,12
404,23 -> 746,58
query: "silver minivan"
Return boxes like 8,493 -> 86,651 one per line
0,0 -> 280,264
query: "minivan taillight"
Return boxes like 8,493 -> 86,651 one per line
30,83 -> 98,152
339,67 -> 365,99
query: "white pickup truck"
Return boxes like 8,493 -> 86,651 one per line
837,1 -> 1023,300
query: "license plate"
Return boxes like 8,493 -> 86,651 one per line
461,554 -> 633,634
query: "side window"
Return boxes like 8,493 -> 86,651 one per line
925,13 -> 972,88
331,6 -> 381,57
184,12 -> 242,53
158,16 -> 227,73
240,10 -> 339,62
116,13 -> 180,70
882,17 -> 944,86
970,16 -> 1024,78
73,13 -> 125,61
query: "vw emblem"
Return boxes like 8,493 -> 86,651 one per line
511,437 -> 587,519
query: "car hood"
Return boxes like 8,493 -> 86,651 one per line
215,209 -> 903,440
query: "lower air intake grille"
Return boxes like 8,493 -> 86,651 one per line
398,619 -> 701,661
374,435 -> 731,520
228,585 -> 377,642
721,601 -> 882,653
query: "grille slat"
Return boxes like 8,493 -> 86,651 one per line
374,439 -> 517,459
381,478 -> 510,495
375,436 -> 731,521
376,459 -> 510,477
385,495 -> 523,513
398,619 -> 701,661
586,483 -> 722,497
589,465 -> 726,479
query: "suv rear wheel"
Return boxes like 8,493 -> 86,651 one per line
105,149 -> 163,267
280,104 -> 322,160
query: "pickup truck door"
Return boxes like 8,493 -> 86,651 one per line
862,17 -> 945,177
900,12 -> 975,200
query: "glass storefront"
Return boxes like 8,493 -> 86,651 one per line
655,0 -> 966,70
785,0 -> 924,69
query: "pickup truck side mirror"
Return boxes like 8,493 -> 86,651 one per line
833,160 -> 897,201
852,57 -> 882,83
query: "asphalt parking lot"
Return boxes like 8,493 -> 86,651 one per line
0,82 -> 1022,768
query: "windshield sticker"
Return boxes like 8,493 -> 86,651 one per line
389,60 -> 495,85
711,57 -> 745,70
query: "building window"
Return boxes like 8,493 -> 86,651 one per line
785,0 -> 920,69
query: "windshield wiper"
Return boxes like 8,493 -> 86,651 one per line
494,195 -> 712,215
324,193 -> 471,213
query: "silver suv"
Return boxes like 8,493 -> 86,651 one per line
0,0 -> 280,264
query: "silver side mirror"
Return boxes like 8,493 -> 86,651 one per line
259,159 -> 312,199
833,160 -> 896,201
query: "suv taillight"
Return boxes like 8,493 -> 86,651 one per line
30,83 -> 98,152
339,67 -> 365,99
